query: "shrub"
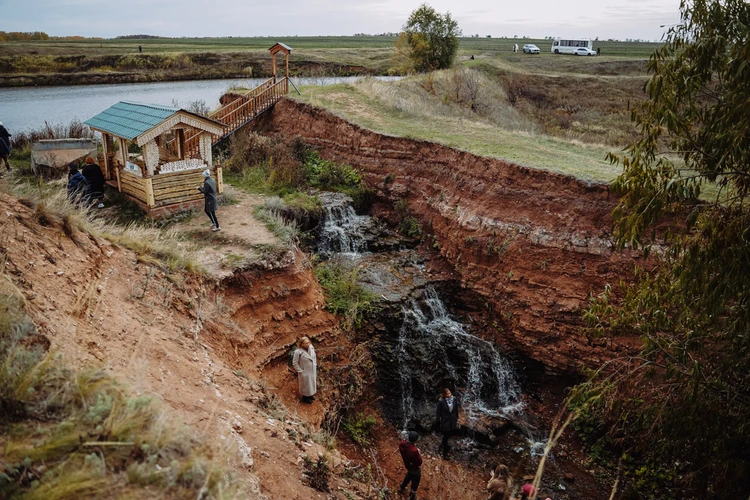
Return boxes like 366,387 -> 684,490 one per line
399,215 -> 422,238
303,152 -> 361,188
342,413 -> 377,447
10,119 -> 94,157
302,455 -> 331,492
314,262 -> 379,331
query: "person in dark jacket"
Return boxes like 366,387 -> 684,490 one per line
81,157 -> 105,208
398,431 -> 423,500
197,168 -> 220,231
436,387 -> 460,459
0,121 -> 11,174
67,162 -> 89,203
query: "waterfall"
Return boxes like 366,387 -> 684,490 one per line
396,287 -> 522,429
316,192 -> 370,256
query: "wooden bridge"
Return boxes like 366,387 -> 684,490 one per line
181,75 -> 289,157
179,42 -> 294,157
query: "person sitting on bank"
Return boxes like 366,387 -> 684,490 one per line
67,162 -> 89,204
398,431 -> 423,500
292,336 -> 317,404
0,121 -> 12,175
81,157 -> 105,208
197,169 -> 220,231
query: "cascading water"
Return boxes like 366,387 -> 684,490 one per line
316,192 -> 370,257
311,194 -> 546,457
396,287 -> 522,429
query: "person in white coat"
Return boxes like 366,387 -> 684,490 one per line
292,336 -> 317,404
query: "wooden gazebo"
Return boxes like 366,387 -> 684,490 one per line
85,101 -> 224,216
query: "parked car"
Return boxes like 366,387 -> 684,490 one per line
574,47 -> 597,56
523,44 -> 540,54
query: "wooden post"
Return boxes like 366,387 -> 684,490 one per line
145,178 -> 155,207
272,52 -> 276,82
216,166 -> 223,194
285,52 -> 289,79
176,129 -> 184,159
119,138 -> 128,169
103,133 -> 115,180
115,164 -> 122,192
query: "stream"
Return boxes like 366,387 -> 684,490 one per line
312,192 -> 546,457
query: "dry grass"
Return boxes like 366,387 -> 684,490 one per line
9,181 -> 202,273
297,76 -> 619,182
0,287 -> 252,499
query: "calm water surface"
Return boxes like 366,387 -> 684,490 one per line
0,76 -> 400,134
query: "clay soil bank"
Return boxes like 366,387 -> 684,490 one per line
251,98 -> 642,374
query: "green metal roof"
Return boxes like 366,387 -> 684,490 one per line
84,101 -> 179,140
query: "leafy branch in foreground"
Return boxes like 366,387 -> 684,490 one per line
583,0 -> 750,496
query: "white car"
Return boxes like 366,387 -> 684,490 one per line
574,47 -> 597,56
523,44 -> 540,54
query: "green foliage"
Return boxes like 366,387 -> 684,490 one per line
302,455 -> 331,492
401,3 -> 462,72
582,0 -> 750,496
399,216 -> 422,238
341,413 -> 377,447
314,262 -> 380,331
303,152 -> 361,189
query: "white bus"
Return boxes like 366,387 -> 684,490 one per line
551,38 -> 593,54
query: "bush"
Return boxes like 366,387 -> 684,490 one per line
10,119 -> 95,158
399,215 -> 422,238
314,262 -> 379,331
302,455 -> 331,492
342,413 -> 377,447
303,152 -> 361,189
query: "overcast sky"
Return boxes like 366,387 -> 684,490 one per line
2,0 -> 681,41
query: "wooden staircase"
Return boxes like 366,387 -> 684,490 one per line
180,77 -> 288,157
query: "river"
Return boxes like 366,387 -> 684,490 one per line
0,76 -> 400,134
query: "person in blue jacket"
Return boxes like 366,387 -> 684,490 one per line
67,162 -> 89,203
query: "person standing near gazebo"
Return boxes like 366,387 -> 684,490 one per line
292,337 -> 317,404
197,169 -> 220,231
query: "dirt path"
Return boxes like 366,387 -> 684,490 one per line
177,187 -> 279,278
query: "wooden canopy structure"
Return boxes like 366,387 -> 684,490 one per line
85,101 -> 224,216
269,42 -> 292,82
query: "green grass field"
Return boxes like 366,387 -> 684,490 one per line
0,35 -> 662,56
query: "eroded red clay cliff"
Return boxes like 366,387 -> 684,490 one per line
251,98 -> 641,373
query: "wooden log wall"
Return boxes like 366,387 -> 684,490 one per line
150,166 -> 223,208
119,171 -> 149,205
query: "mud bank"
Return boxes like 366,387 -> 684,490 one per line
251,98 -> 642,373
0,53 -> 380,87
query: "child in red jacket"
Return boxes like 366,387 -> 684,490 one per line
398,431 -> 423,500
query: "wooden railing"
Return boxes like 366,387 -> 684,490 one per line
180,77 -> 288,157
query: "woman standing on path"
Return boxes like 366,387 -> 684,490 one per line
435,387 -> 460,458
197,169 -> 220,231
292,337 -> 317,404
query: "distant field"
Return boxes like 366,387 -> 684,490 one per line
0,35 -> 661,58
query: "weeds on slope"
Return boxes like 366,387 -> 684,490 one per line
6,178 -> 201,273
0,283 -> 247,498
313,261 -> 379,331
